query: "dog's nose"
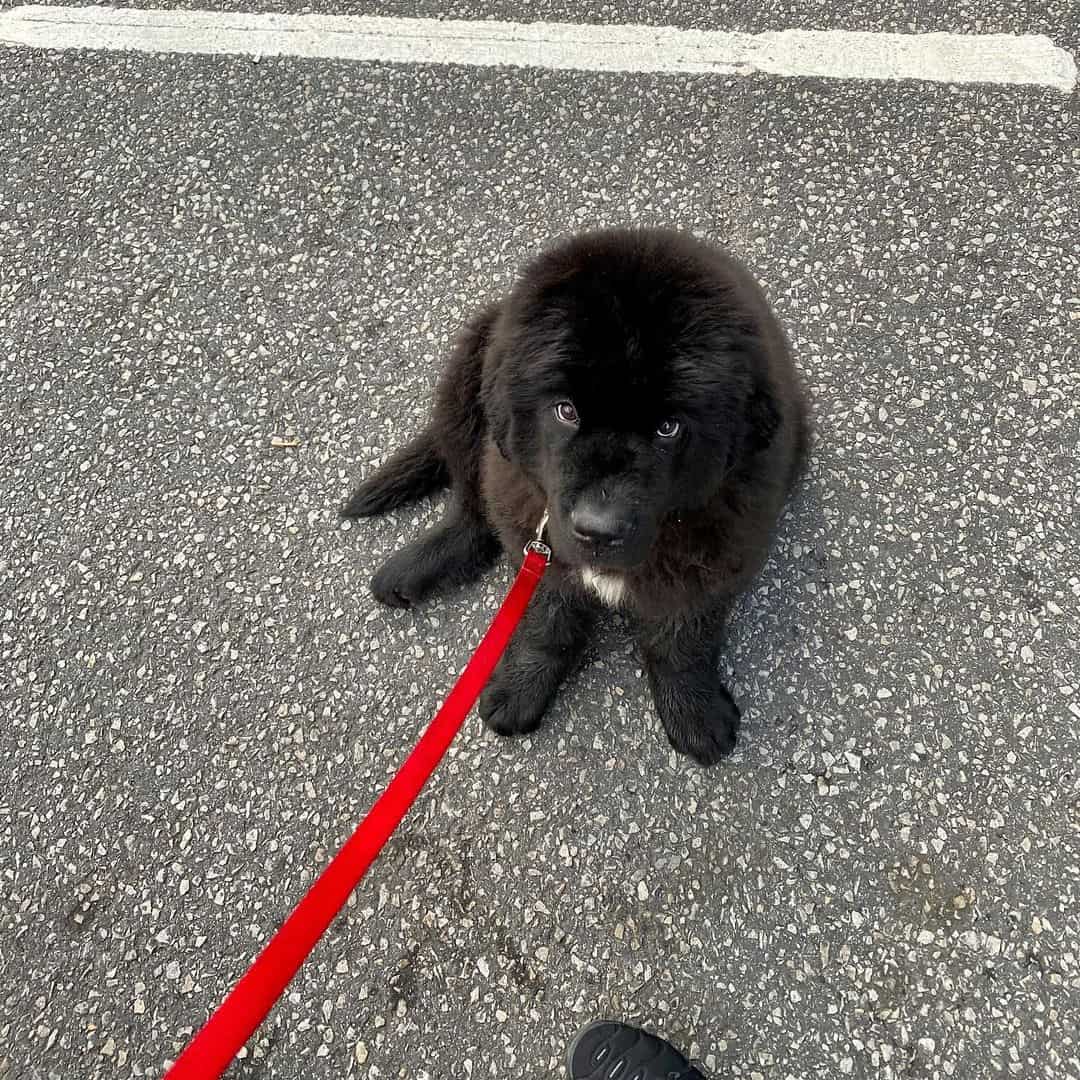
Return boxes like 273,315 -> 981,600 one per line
569,501 -> 633,547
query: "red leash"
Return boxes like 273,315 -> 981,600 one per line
164,529 -> 551,1079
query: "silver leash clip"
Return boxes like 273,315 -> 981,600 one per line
524,508 -> 552,562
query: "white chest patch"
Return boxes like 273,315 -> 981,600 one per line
581,568 -> 627,607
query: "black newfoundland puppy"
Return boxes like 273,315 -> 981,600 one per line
343,228 -> 807,766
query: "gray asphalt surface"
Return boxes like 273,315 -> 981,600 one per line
1,12 -> 1079,1080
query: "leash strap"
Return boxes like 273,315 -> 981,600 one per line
164,541 -> 551,1079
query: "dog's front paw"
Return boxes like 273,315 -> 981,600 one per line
652,675 -> 741,767
478,661 -> 553,737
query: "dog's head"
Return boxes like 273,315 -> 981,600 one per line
483,230 -> 780,572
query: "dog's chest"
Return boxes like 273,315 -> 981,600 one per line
580,568 -> 627,607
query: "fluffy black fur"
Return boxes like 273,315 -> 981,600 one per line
343,228 -> 807,766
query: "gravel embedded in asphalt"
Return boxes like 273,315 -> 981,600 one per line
1,41 -> 1078,1080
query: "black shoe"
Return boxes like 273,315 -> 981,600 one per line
566,1020 -> 708,1080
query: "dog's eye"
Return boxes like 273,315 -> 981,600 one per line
655,418 -> 681,439
554,401 -> 580,426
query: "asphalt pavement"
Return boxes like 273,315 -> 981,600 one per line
1,7 -> 1078,1080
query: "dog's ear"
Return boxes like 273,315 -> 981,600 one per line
714,339 -> 782,476
480,311 -> 514,459
485,380 -> 512,460
744,374 -> 781,453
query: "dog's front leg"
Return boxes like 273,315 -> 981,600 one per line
635,604 -> 740,767
479,583 -> 596,737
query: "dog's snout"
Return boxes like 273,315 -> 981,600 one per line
569,499 -> 633,547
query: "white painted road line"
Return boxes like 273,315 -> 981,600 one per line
1,5 -> 1075,92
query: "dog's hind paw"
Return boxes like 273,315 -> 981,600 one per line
370,550 -> 439,608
